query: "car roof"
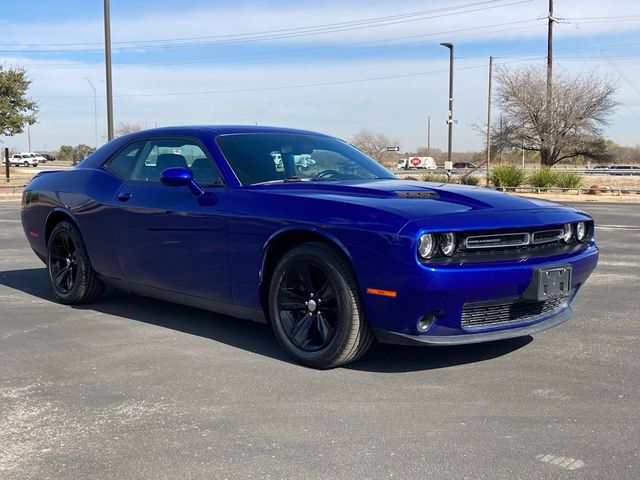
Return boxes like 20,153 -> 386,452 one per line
122,125 -> 335,138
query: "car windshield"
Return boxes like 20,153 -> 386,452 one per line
216,133 -> 396,185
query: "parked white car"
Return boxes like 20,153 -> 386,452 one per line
21,152 -> 47,163
9,153 -> 39,167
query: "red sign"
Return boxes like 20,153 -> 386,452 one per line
410,157 -> 422,166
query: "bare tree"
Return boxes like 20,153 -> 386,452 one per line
114,121 -> 148,137
494,65 -> 617,166
349,129 -> 399,166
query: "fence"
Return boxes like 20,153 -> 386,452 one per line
495,186 -> 640,196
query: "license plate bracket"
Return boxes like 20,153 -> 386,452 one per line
524,266 -> 572,302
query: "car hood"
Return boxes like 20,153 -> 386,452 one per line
250,179 -> 588,229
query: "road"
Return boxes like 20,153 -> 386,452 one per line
0,202 -> 638,479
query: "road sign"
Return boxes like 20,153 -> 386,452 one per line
386,146 -> 400,152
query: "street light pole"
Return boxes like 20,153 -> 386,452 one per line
103,0 -> 114,140
440,42 -> 454,167
83,77 -> 98,149
427,115 -> 431,158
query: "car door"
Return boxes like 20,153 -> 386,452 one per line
105,137 -> 231,303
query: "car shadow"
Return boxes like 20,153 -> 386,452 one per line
0,268 -> 532,373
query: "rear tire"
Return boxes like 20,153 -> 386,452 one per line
23,161 -> 28,167
47,221 -> 104,304
268,242 -> 373,369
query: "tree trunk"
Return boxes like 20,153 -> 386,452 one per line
540,147 -> 553,166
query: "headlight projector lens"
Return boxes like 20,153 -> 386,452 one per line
439,232 -> 456,256
418,233 -> 436,259
562,223 -> 573,243
576,222 -> 587,242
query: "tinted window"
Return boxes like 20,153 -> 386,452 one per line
216,133 -> 395,185
128,139 -> 221,186
108,138 -> 221,186
104,142 -> 145,179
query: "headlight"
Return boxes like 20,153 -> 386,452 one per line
576,222 -> 587,242
418,233 -> 436,260
562,223 -> 573,243
439,232 -> 456,256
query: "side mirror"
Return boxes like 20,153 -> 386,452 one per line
160,167 -> 204,197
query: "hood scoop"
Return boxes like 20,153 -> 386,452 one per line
394,190 -> 439,199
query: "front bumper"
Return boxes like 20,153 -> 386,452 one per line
374,307 -> 572,345
363,242 -> 598,343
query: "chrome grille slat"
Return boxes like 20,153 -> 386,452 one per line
531,228 -> 564,244
461,296 -> 569,329
464,232 -> 530,249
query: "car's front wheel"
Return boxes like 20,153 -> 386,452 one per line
269,243 -> 373,368
47,221 -> 104,304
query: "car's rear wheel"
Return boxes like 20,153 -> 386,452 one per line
23,161 -> 28,167
268,243 -> 373,368
47,221 -> 104,304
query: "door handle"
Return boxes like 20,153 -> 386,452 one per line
117,192 -> 133,202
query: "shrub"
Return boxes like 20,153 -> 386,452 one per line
422,173 -> 449,183
460,174 -> 481,186
555,172 -> 583,189
528,167 -> 558,188
490,165 -> 525,188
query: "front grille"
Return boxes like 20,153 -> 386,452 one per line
427,222 -> 593,264
461,295 -> 569,329
465,232 -> 529,249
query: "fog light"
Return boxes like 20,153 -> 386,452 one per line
576,222 -> 587,242
439,232 -> 457,256
562,223 -> 573,243
417,314 -> 436,333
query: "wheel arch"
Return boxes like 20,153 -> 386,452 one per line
44,209 -> 79,246
259,226 -> 361,318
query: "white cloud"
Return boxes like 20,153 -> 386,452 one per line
2,0 -> 640,151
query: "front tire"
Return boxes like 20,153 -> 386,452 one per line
268,243 -> 373,368
47,221 -> 104,304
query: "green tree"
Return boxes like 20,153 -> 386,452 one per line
58,145 -> 74,162
74,144 -> 94,159
0,65 -> 38,137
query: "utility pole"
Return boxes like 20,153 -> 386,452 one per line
440,42 -> 454,167
486,56 -> 493,186
544,0 -> 554,164
103,0 -> 114,140
427,116 -> 431,158
27,126 -> 31,151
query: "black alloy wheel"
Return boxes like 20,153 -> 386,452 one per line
49,230 -> 78,294
47,221 -> 104,304
277,261 -> 339,352
269,243 -> 373,368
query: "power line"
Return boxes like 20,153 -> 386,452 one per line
15,19 -> 545,72
1,0 -> 509,47
34,57 -> 545,100
0,0 -> 533,53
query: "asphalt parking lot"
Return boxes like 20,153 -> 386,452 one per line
0,201 -> 638,480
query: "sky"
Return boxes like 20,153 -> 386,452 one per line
1,0 -> 640,153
